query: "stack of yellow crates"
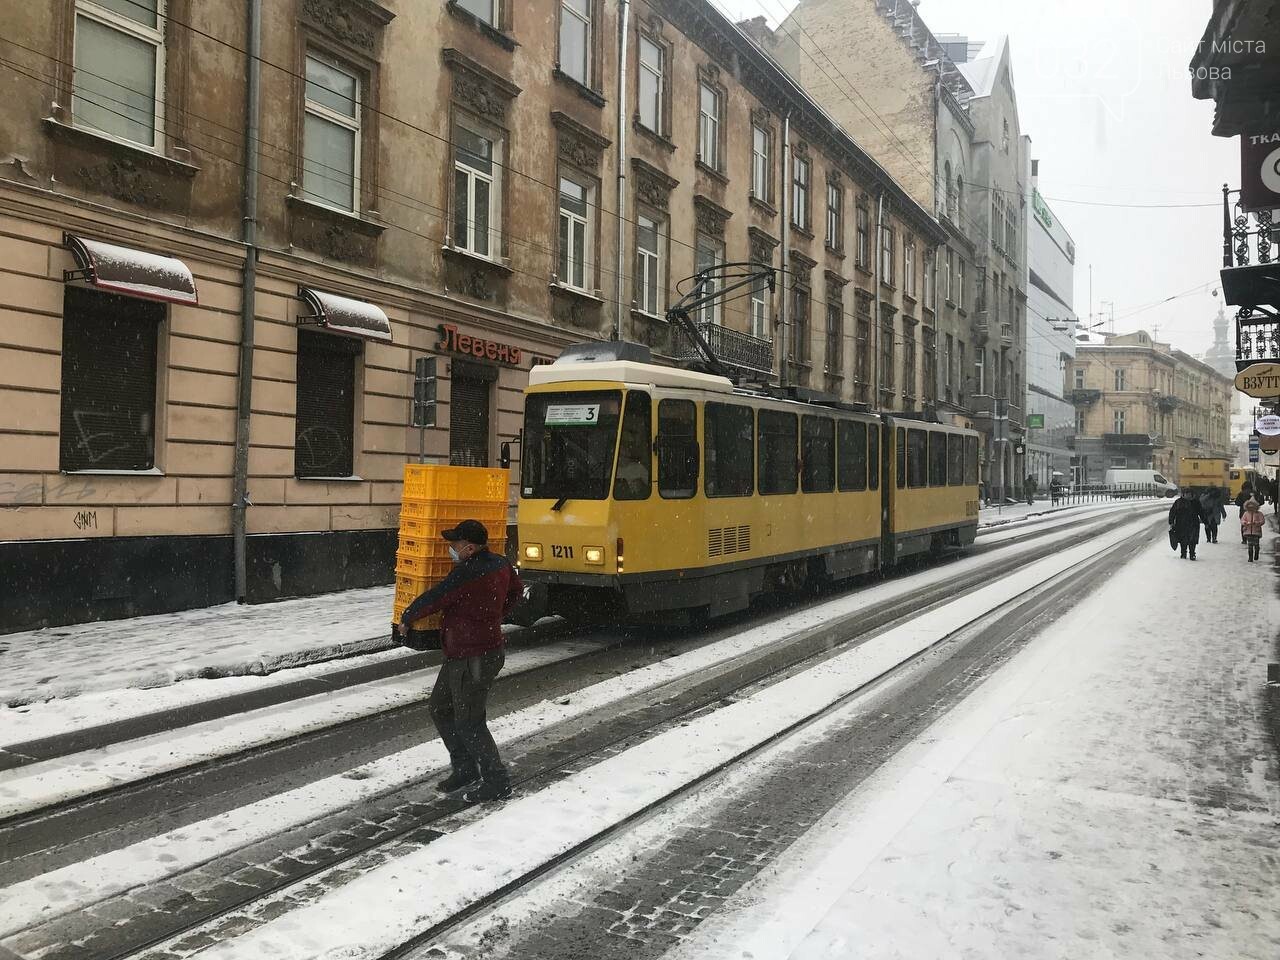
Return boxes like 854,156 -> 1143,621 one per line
393,464 -> 509,632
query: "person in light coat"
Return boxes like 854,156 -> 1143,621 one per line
1241,497 -> 1266,563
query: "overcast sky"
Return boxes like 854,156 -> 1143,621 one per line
715,0 -> 1237,357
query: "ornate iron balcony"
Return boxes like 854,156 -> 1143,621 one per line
1071,388 -> 1102,405
1103,433 -> 1157,447
672,320 -> 774,377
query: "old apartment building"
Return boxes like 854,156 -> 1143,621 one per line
1071,332 -> 1233,482
0,0 -> 941,631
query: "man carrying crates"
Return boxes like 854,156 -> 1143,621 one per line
398,519 -> 523,803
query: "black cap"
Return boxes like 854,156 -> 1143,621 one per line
442,519 -> 488,545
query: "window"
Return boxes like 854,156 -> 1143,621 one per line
956,258 -> 966,310
1110,456 -> 1127,468
923,249 -> 934,307
907,428 -> 928,488
657,399 -> 698,498
1114,368 -> 1126,391
751,125 -> 771,202
944,160 -> 953,218
791,286 -> 810,363
1076,409 -> 1086,433
880,225 -> 895,286
856,204 -> 870,269
957,342 -> 965,402
613,391 -> 651,501
454,120 -> 500,258
944,248 -> 954,303
457,0 -> 497,26
975,346 -> 985,394
837,420 -> 868,492
1113,410 -> 1126,433
705,403 -> 754,497
560,0 -> 592,85
944,334 -> 954,400
558,175 -> 593,291
1074,367 -> 1085,389
881,318 -> 895,392
296,332 -> 359,478
801,416 -> 835,493
59,287 -> 160,472
522,390 -> 621,500
792,156 -> 810,229
698,82 -> 721,169
73,0 -> 166,148
635,212 -> 665,316
947,434 -> 965,486
902,330 -> 916,399
825,298 -> 842,374
749,271 -> 770,341
928,432 -> 947,487
856,316 -> 870,390
895,427 -> 906,488
758,409 -> 798,495
904,237 -> 916,297
303,53 -> 361,211
638,36 -> 664,133
695,236 -> 724,326
825,180 -> 843,250
964,435 -> 979,484
449,360 -> 494,467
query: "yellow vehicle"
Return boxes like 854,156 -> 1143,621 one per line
1178,456 -> 1230,494
516,345 -> 980,622
1228,466 -> 1261,500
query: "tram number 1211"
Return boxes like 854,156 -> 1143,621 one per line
551,545 -> 575,559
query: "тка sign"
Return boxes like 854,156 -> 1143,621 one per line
1234,362 -> 1280,398
1241,131 -> 1280,211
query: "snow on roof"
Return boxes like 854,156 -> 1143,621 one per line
298,287 -> 393,342
64,234 -> 199,305
956,35 -> 1009,98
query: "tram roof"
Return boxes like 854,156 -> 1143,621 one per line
528,360 -> 737,393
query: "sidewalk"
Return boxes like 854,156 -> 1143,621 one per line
679,512 -> 1280,960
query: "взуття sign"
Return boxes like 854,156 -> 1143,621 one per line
1234,362 -> 1280,398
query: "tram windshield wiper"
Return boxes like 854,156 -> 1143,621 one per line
551,495 -> 570,512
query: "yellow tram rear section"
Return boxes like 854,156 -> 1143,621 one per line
516,346 -> 979,620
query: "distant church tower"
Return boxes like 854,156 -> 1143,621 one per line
1203,304 -> 1244,416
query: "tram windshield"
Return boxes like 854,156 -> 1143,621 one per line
522,390 -> 623,501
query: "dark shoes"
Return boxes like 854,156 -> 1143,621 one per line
437,767 -> 481,793
463,780 -> 513,804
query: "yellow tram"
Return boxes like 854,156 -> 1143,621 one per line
516,345 -> 980,621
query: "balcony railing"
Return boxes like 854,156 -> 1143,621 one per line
1070,388 -> 1102,405
1220,185 -> 1279,369
969,395 -> 1023,426
1103,433 -> 1158,447
672,320 -> 774,377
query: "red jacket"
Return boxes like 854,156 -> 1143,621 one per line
400,549 -> 523,658
1241,507 -> 1265,538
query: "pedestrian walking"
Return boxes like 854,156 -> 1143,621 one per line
1199,489 -> 1226,544
1169,488 -> 1206,561
398,519 -> 523,804
1024,475 -> 1037,506
1241,496 -> 1266,562
1235,484 -> 1254,540
1050,476 -> 1064,506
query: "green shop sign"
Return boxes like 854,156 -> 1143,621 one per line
1026,413 -> 1045,429
1032,190 -> 1053,230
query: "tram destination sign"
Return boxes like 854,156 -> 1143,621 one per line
1234,362 -> 1280,398
545,403 -> 600,426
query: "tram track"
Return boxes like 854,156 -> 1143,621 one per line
0,507 -> 1163,960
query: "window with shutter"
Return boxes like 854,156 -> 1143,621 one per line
59,286 -> 161,472
449,361 -> 494,466
295,332 -> 358,478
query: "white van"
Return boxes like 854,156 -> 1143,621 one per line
1103,468 -> 1178,497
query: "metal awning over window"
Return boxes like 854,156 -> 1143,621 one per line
297,287 -> 393,342
63,234 -> 199,305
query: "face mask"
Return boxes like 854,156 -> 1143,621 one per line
448,545 -> 461,563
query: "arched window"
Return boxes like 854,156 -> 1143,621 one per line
954,169 -> 964,217
944,161 -> 954,218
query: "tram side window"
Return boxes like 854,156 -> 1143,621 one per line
896,427 -> 906,489
613,391 -> 652,500
657,398 -> 698,499
964,435 -> 979,485
869,423 -> 880,490
801,416 -> 835,493
947,434 -> 965,486
705,402 -> 754,497
759,409 -> 798,495
907,428 -> 928,488
837,420 -> 867,492
928,431 -> 947,487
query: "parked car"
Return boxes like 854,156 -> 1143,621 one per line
1102,468 -> 1178,497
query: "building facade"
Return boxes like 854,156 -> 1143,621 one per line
764,1 -> 1030,500
1071,332 -> 1233,482
1024,165 -> 1077,487
0,0 -> 942,632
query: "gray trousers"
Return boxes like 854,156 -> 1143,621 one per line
428,650 -> 508,785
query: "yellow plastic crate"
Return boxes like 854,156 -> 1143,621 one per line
400,498 -> 509,522
395,551 -> 454,580
402,465 -> 509,503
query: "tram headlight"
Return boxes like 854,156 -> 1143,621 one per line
583,546 -> 605,565
523,543 -> 543,562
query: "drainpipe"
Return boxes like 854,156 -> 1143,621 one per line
613,0 -> 631,341
874,188 -> 886,404
231,0 -> 262,603
779,112 -> 791,387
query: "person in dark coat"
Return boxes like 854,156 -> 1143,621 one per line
1024,475 -> 1037,506
1169,489 -> 1206,560
399,519 -> 523,803
1199,489 -> 1226,544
